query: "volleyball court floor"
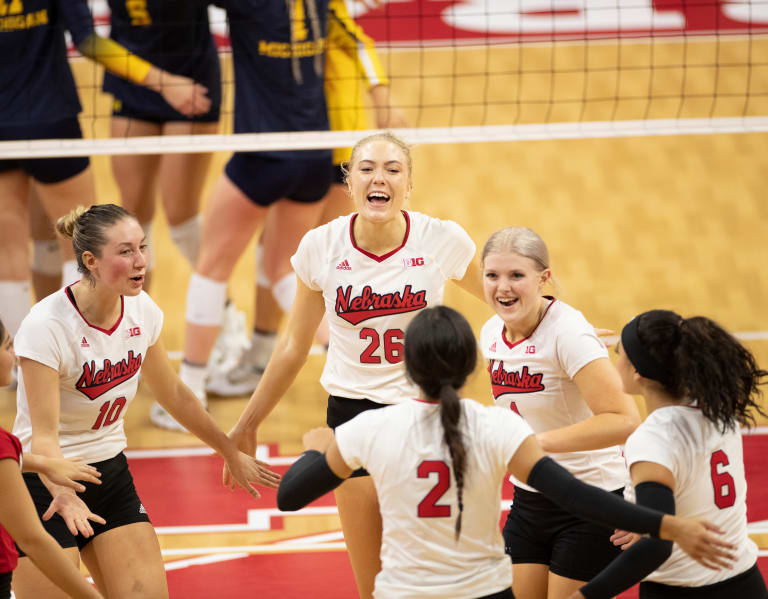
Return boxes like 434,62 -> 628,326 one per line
130,436 -> 768,598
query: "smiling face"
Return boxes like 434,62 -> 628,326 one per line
483,251 -> 550,328
0,328 -> 15,387
84,217 -> 147,295
347,138 -> 412,224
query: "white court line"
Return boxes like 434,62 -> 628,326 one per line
155,506 -> 340,535
125,445 -> 298,466
160,542 -> 347,557
274,531 -> 346,546
163,552 -> 249,571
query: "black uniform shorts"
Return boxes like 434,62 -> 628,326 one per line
503,485 -> 624,582
0,118 -> 89,184
16,452 -> 150,555
225,152 -> 331,207
326,395 -> 389,478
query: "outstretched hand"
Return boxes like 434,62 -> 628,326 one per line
223,451 -> 281,500
664,517 -> 736,570
38,456 -> 101,493
42,494 -> 106,538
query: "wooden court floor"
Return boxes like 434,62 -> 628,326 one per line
0,38 -> 766,592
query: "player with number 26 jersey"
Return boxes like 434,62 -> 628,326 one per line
13,285 -> 163,463
291,210 -> 475,404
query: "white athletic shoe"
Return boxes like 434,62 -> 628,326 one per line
205,358 -> 264,397
207,302 -> 250,380
149,388 -> 207,432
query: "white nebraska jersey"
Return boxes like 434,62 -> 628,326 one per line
335,398 -> 533,599
291,211 -> 475,404
13,286 -> 163,463
480,299 -> 626,492
624,406 -> 757,586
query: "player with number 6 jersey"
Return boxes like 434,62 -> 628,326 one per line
570,310 -> 768,599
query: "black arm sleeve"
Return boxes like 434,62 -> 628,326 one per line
527,457 -> 663,536
580,482 -> 675,599
277,450 -> 346,512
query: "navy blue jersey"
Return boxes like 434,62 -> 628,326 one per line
103,0 -> 221,120
0,0 -> 93,125
216,0 -> 331,159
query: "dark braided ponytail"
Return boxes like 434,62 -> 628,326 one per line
634,310 -> 767,432
404,306 -> 477,539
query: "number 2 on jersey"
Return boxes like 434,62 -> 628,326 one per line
92,396 -> 127,430
359,328 -> 404,364
417,460 -> 451,517
710,449 -> 736,509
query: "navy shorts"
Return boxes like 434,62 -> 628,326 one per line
327,395 -> 389,478
0,118 -> 89,184
16,452 -> 150,555
639,563 -> 768,598
503,485 -> 623,581
225,152 -> 331,207
112,96 -> 220,125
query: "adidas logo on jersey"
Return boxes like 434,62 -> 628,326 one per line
336,259 -> 352,271
139,504 -> 147,515
489,341 -> 496,353
81,337 -> 89,348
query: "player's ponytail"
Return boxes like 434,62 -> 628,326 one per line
405,306 -> 477,540
56,204 -> 135,283
625,310 -> 767,431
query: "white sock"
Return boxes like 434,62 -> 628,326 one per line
249,329 -> 277,370
255,243 -> 271,288
61,260 -> 80,287
32,240 -> 62,276
169,215 -> 201,268
0,281 -> 32,337
140,221 -> 155,272
179,361 -> 208,393
271,273 -> 297,313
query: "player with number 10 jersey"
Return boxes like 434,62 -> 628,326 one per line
13,287 -> 162,463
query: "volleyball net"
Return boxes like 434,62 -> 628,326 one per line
3,0 -> 768,158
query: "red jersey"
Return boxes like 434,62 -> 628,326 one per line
0,427 -> 22,573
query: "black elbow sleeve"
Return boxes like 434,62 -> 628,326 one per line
277,450 -> 345,512
580,482 -> 675,599
527,457 -> 663,537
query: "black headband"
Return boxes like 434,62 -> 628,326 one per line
621,316 -> 669,383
